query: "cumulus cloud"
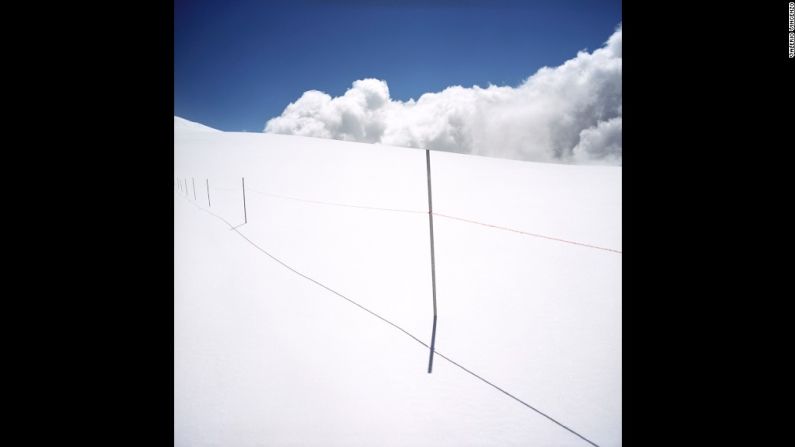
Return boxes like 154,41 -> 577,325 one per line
572,117 -> 622,164
265,25 -> 622,165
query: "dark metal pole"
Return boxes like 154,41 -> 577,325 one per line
426,149 -> 438,373
192,177 -> 196,200
206,179 -> 211,207
242,177 -> 247,224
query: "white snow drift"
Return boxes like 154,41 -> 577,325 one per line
265,26 -> 622,165
175,119 -> 621,446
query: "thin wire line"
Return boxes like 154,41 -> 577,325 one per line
230,186 -> 620,254
433,213 -> 622,254
176,192 -> 601,447
247,187 -> 427,215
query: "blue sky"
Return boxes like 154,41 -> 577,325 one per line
175,0 -> 622,132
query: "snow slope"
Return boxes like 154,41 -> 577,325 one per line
174,118 -> 622,446
174,116 -> 221,133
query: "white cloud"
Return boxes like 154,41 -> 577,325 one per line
572,116 -> 622,164
265,25 -> 622,165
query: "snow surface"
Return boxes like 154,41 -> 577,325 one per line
175,116 -> 221,133
175,118 -> 621,446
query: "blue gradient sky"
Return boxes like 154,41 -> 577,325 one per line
175,0 -> 622,132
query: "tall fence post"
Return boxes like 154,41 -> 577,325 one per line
206,179 -> 211,207
426,149 -> 438,374
242,177 -> 247,224
192,177 -> 196,200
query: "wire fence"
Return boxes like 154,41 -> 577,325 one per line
195,182 -> 621,255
